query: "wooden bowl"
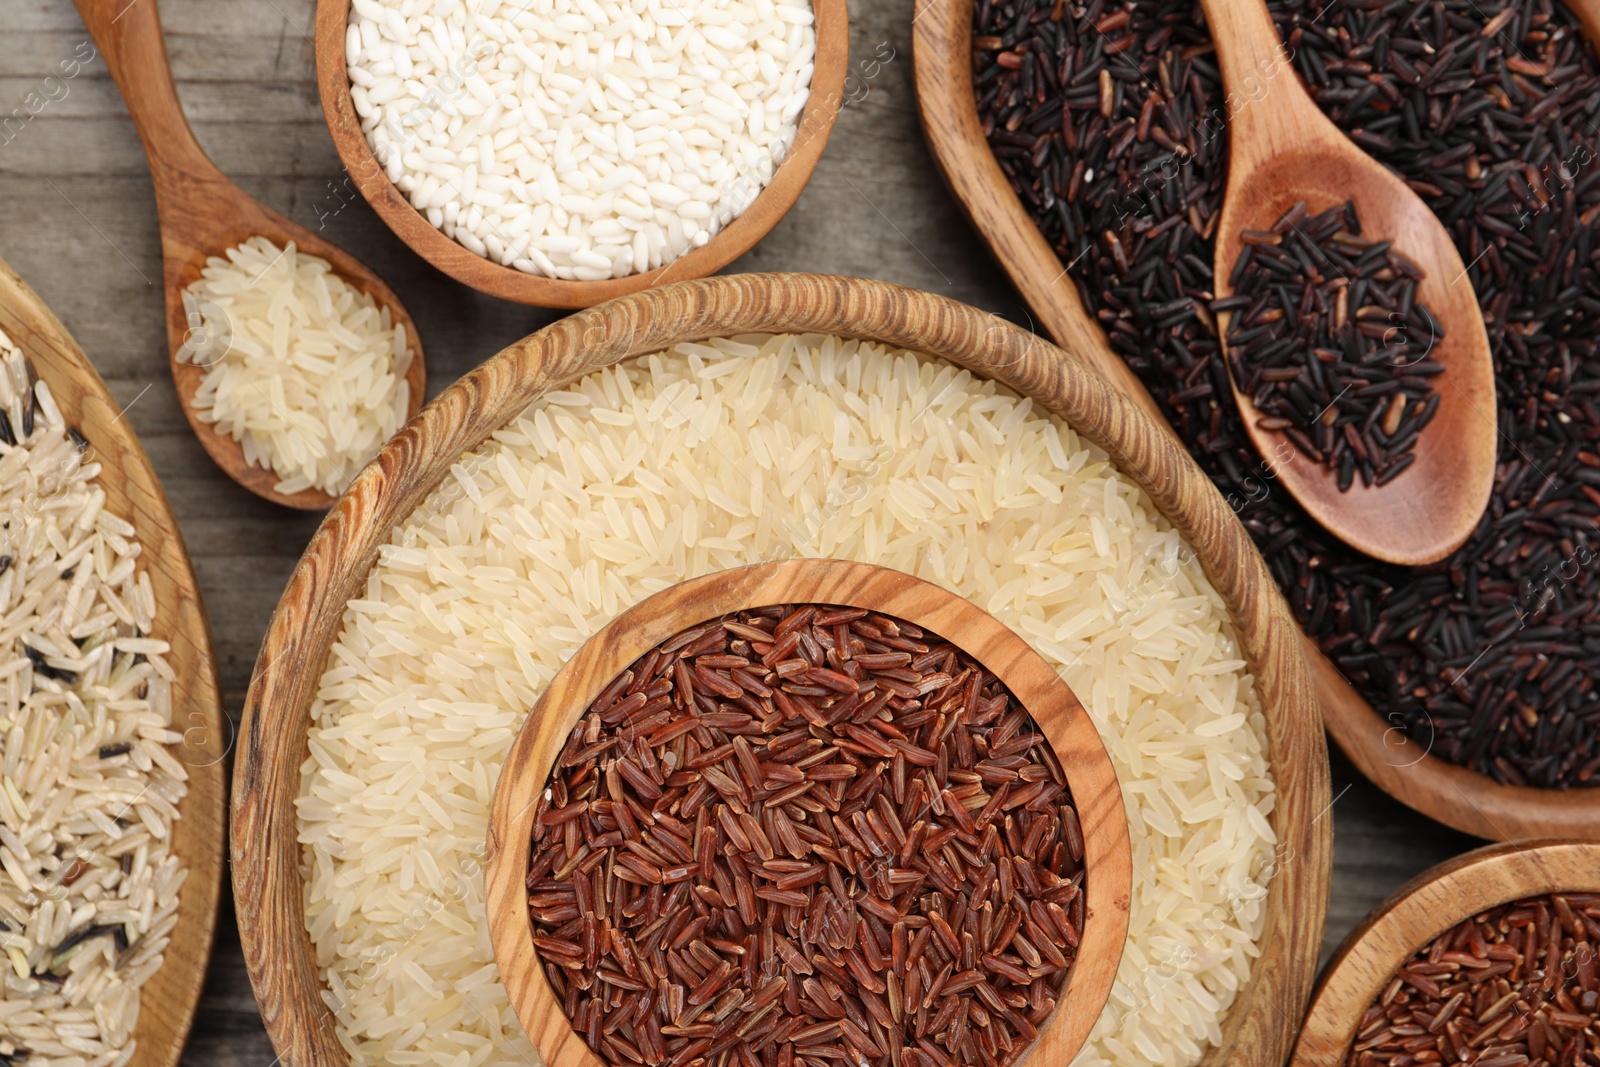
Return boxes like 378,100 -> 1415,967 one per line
1293,838 -> 1600,1066
912,0 -> 1600,842
0,256 -> 226,1067
485,558 -> 1133,1067
312,0 -> 848,308
231,273 -> 1331,1067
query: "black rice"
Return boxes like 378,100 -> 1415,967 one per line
973,0 -> 1600,788
1221,199 -> 1445,490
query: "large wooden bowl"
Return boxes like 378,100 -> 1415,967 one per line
313,0 -> 848,308
0,257 -> 226,1067
912,0 -> 1600,842
231,273 -> 1331,1067
485,558 -> 1133,1067
1293,839 -> 1600,1066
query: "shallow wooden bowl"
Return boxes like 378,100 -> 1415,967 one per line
312,0 -> 848,308
231,273 -> 1330,1067
485,558 -> 1133,1067
912,0 -> 1600,842
1294,839 -> 1600,1066
0,256 -> 226,1067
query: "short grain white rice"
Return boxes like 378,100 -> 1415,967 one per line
176,236 -> 412,497
347,0 -> 816,280
0,332 -> 186,1067
297,335 -> 1277,1067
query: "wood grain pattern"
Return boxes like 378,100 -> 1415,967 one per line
70,0 -> 426,511
1293,839 -> 1600,1066
1568,0 -> 1600,52
230,273 -> 1330,1067
1201,0 -> 1497,567
912,0 -> 1600,843
313,0 -> 851,309
485,559 -> 1132,1067
0,254 -> 225,1067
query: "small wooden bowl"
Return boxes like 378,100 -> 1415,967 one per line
485,559 -> 1133,1067
0,255 -> 226,1067
1294,838 -> 1600,1066
232,273 -> 1331,1067
312,0 -> 848,309
912,0 -> 1600,842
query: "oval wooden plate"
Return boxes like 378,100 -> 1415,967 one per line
232,273 -> 1330,1067
0,256 -> 226,1067
1294,838 -> 1600,1066
485,559 -> 1133,1067
314,0 -> 849,308
912,0 -> 1600,841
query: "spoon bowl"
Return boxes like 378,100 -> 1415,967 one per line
1202,0 -> 1497,566
73,0 -> 427,510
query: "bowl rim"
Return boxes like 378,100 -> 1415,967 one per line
231,272 -> 1331,1067
312,0 -> 849,309
1292,838 -> 1600,1066
484,557 -> 1133,1067
909,0 -> 1600,841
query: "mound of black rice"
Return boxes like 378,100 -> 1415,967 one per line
1221,199 -> 1445,490
973,0 -> 1600,788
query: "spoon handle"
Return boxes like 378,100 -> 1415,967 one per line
1196,0 -> 1325,157
71,0 -> 221,190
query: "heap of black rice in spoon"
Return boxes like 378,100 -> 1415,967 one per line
1218,200 -> 1446,491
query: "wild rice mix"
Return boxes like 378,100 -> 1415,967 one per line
529,605 -> 1086,1067
0,334 -> 186,1067
1347,893 -> 1600,1067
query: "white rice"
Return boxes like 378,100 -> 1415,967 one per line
346,0 -> 817,280
297,334 -> 1277,1067
176,236 -> 413,498
0,332 -> 186,1067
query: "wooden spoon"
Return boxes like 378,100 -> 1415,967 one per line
1201,0 -> 1497,567
73,0 -> 427,510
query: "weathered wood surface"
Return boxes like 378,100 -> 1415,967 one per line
0,0 -> 1481,1062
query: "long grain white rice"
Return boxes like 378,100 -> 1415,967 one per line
176,236 -> 413,497
0,332 -> 186,1067
297,334 -> 1277,1067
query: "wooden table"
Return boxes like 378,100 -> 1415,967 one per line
0,0 -> 1482,1061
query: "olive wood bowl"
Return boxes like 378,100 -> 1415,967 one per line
485,558 -> 1133,1067
231,273 -> 1331,1067
1293,838 -> 1600,1065
0,254 -> 226,1067
911,0 -> 1600,842
313,0 -> 848,308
